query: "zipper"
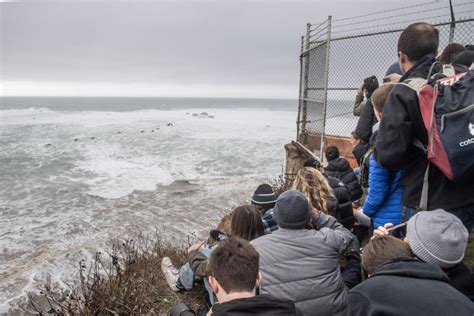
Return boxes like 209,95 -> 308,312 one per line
440,104 -> 474,133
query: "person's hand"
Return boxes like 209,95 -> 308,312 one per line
383,73 -> 402,83
187,241 -> 205,253
372,223 -> 393,238
357,84 -> 364,94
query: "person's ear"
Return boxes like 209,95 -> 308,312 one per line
208,276 -> 219,294
256,272 -> 262,288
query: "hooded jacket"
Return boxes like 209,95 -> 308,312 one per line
211,294 -> 302,316
325,157 -> 363,201
326,176 -> 355,229
374,54 -> 474,210
251,212 -> 354,316
348,258 -> 474,316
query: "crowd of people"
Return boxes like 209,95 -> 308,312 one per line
163,22 -> 474,315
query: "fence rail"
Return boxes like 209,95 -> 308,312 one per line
296,0 -> 473,162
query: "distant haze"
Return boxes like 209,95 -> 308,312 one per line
1,0 -> 435,98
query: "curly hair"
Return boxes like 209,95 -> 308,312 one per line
292,167 -> 334,214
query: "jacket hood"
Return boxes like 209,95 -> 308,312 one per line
400,54 -> 437,81
326,157 -> 351,172
372,258 -> 449,283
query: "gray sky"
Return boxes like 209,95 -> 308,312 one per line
0,0 -> 466,98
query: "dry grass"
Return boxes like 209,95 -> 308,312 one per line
29,234 -> 206,315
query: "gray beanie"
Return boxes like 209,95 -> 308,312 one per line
407,209 -> 468,269
273,190 -> 310,229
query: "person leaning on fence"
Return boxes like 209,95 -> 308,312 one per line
374,22 -> 474,229
356,83 -> 402,230
347,235 -> 474,316
251,190 -> 357,316
161,205 -> 264,301
250,183 -> 278,234
373,209 -> 474,301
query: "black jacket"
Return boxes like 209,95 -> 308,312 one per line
325,158 -> 363,201
211,294 -> 302,316
445,262 -> 474,301
374,54 -> 474,210
354,97 -> 378,143
348,258 -> 474,316
326,176 -> 355,229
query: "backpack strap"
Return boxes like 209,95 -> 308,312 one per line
398,78 -> 427,95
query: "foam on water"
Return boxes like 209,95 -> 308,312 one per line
0,105 -> 296,311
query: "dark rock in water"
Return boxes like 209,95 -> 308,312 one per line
192,113 -> 198,117
192,112 -> 214,119
200,112 -> 208,116
186,112 -> 190,115
117,132 -> 121,134
266,125 -> 270,128
156,127 -> 160,130
90,137 -> 95,140
151,130 -> 155,132
44,143 -> 52,147
140,130 -> 145,133
167,123 -> 173,127
73,138 -> 78,141
209,115 -> 215,119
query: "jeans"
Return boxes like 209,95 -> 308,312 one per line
403,205 -> 474,232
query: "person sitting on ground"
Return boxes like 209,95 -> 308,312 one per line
324,146 -> 362,202
303,159 -> 368,244
348,235 -> 473,316
353,75 -> 379,117
374,22 -> 474,228
161,205 -> 264,301
250,183 -> 278,234
302,160 -> 355,228
374,209 -> 474,301
204,237 -> 302,316
251,190 -> 356,315
357,83 -> 402,230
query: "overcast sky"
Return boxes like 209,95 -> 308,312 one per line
0,0 -> 469,98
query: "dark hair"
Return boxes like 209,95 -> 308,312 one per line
398,23 -> 439,62
371,83 -> 396,114
362,236 -> 413,275
230,205 -> 265,241
351,131 -> 359,140
303,157 -> 321,169
438,43 -> 466,65
324,146 -> 340,162
363,76 -> 379,95
452,50 -> 474,68
207,237 -> 259,293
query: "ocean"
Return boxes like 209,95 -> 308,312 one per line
0,97 -> 297,312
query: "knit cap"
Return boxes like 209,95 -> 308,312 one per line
273,190 -> 310,229
251,184 -> 277,208
407,209 -> 468,269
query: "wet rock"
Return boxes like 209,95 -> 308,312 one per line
167,123 -> 173,127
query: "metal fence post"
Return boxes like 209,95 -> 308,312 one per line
300,23 -> 311,143
448,0 -> 456,43
296,35 -> 305,140
319,16 -> 332,163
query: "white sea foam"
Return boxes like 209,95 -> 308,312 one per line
0,106 -> 296,311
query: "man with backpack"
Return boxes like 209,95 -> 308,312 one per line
374,22 -> 474,230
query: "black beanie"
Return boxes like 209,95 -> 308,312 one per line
325,146 -> 340,162
251,184 -> 277,208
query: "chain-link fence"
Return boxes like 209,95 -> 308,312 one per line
296,0 -> 474,160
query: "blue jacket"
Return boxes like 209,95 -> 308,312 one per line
363,155 -> 402,228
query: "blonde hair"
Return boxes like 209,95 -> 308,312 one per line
292,167 -> 334,214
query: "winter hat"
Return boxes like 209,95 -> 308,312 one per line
251,184 -> 277,208
325,146 -> 340,162
273,190 -> 310,229
407,209 -> 469,269
303,157 -> 321,169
